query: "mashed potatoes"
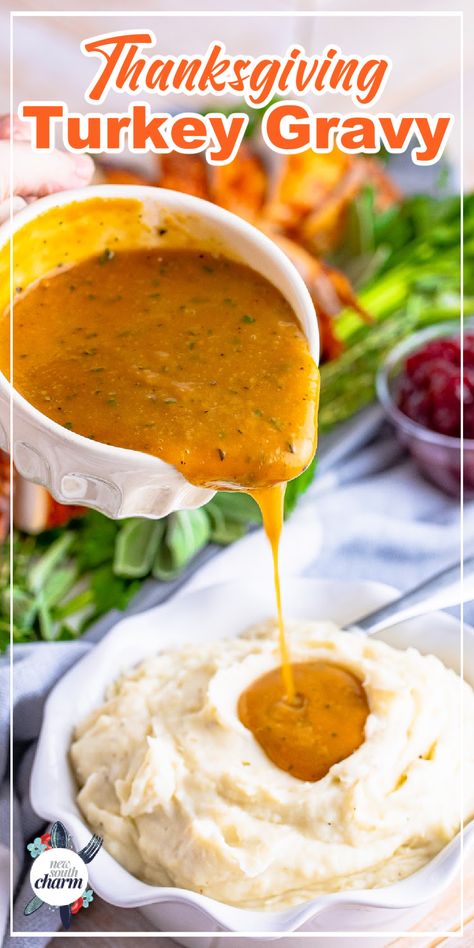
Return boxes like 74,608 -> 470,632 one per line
71,621 -> 474,909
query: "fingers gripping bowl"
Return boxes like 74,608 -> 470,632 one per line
31,579 -> 474,940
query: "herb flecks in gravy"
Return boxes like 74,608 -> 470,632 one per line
6,247 -> 319,491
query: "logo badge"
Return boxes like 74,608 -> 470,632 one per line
24,821 -> 102,929
30,847 -> 88,907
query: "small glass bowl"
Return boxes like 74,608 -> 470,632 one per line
376,320 -> 471,498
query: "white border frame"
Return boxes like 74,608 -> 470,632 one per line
8,7 -> 464,941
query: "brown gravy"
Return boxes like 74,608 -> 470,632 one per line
4,247 -> 318,491
238,661 -> 369,781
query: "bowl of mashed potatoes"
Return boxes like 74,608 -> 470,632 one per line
31,578 -> 474,942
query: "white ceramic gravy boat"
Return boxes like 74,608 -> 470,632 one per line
0,185 -> 318,518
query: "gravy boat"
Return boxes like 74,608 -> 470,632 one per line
0,185 -> 318,518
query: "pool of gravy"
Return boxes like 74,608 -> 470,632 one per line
238,660 -> 369,782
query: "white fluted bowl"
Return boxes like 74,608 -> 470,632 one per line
30,578 -> 474,945
0,185 -> 318,518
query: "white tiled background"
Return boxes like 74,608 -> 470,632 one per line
0,0 -> 471,183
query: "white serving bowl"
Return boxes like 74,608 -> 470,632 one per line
30,578 -> 473,946
0,185 -> 318,519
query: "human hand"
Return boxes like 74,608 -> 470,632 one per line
0,115 -> 94,222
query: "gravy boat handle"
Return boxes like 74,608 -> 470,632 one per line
353,554 -> 474,636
